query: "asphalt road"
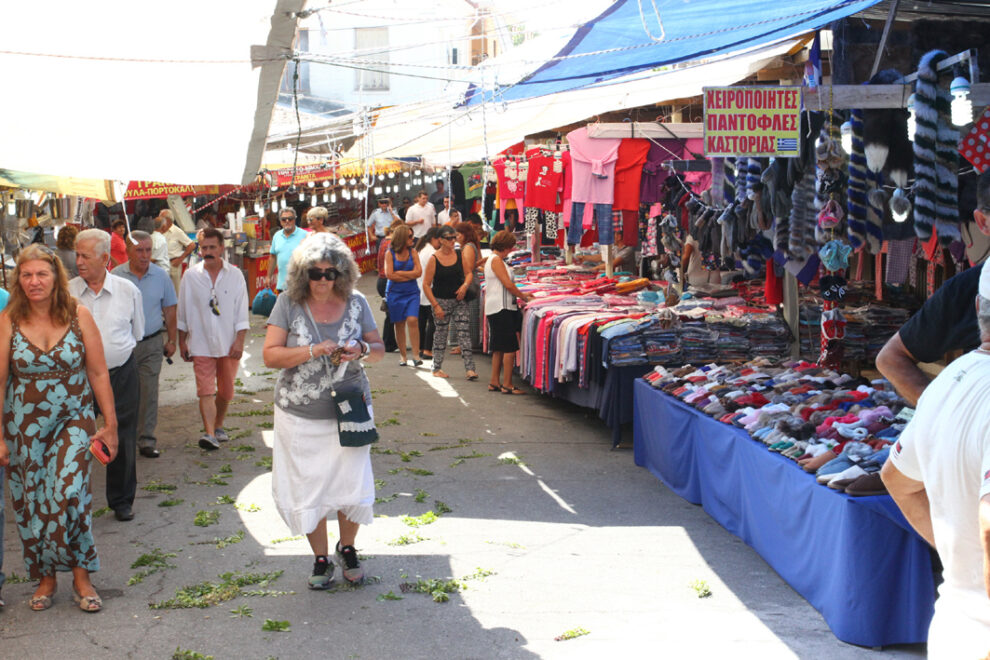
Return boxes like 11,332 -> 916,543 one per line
0,273 -> 925,659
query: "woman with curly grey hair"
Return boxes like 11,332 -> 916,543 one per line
262,232 -> 384,590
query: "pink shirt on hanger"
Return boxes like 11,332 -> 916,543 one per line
566,126 -> 620,205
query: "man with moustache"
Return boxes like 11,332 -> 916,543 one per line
177,227 -> 249,451
70,229 -> 145,521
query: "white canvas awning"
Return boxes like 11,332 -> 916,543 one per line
343,38 -> 805,165
0,0 -> 302,189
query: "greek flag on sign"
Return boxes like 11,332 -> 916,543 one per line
777,138 -> 797,152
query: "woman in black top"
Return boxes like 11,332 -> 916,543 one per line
422,226 -> 478,380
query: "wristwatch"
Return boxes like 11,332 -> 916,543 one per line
358,340 -> 370,359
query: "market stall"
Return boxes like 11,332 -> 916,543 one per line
633,378 -> 934,647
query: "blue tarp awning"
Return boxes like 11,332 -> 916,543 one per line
467,0 -> 881,105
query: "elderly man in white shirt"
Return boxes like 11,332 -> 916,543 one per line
151,214 -> 171,272
177,227 -> 249,451
70,228 -> 145,522
160,209 -> 196,294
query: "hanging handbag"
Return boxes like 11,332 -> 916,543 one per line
304,301 -> 378,447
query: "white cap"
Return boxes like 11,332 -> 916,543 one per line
981,257 -> 990,299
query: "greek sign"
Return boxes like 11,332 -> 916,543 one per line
125,181 -> 198,200
703,86 -> 802,157
271,162 -> 338,187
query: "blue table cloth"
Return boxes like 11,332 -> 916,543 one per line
632,379 -> 935,647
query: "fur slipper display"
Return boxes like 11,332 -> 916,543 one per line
846,109 -> 869,251
913,50 -> 960,243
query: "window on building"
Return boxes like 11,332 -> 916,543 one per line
354,27 -> 389,91
450,47 -> 458,65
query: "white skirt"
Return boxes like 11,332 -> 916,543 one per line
272,406 -> 375,535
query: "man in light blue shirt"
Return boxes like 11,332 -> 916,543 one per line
269,207 -> 307,291
112,230 -> 177,459
365,197 -> 399,255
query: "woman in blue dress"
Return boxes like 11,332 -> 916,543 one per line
384,224 -> 423,366
0,244 -> 118,613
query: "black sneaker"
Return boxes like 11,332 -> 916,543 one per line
308,555 -> 334,590
335,543 -> 364,584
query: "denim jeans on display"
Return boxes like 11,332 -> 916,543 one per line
568,202 -> 614,245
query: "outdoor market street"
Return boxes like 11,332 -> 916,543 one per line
0,274 -> 925,659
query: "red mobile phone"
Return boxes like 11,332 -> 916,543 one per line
89,438 -> 112,465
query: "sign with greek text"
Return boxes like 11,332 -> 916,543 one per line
271,162 -> 338,187
125,181 -> 198,200
703,86 -> 802,157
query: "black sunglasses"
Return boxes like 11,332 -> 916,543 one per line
439,234 -> 455,241
308,267 -> 339,281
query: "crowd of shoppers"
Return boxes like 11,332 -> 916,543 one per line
0,185 -> 535,612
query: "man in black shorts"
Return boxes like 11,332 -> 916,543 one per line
876,169 -> 990,405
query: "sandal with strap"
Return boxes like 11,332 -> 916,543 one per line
29,590 -> 55,612
500,386 -> 527,395
487,384 -> 501,392
72,588 -> 102,613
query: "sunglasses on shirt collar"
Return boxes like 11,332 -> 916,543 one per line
308,267 -> 340,281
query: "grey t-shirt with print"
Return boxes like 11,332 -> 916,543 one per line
267,291 -> 377,420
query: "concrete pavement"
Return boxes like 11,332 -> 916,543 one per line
0,273 -> 925,659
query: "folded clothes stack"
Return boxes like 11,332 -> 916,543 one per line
643,359 -> 911,497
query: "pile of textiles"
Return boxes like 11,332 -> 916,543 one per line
643,360 -> 911,496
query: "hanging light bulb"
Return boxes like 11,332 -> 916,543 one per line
405,183 -> 411,191
253,202 -> 261,213
280,198 -> 287,210
271,200 -> 278,212
330,192 -> 337,203
238,204 -> 246,217
322,192 -> 330,203
307,180 -> 315,188
950,75 -> 973,126
378,174 -> 385,181
414,169 -> 422,176
388,172 -> 395,179
906,93 -> 917,142
840,120 -> 853,155
403,171 -> 410,178
349,178 -> 357,186
323,180 -> 330,187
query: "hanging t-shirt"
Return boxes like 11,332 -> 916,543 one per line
889,350 -> 990,658
640,139 -> 710,204
566,126 -> 620,205
493,158 -> 525,200
612,138 -> 651,211
561,150 -> 574,228
459,164 -> 484,200
525,149 -> 565,212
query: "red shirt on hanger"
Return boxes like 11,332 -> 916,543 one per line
525,148 -> 565,212
493,158 -> 525,199
612,138 -> 651,211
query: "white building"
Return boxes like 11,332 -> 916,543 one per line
291,0 -> 503,110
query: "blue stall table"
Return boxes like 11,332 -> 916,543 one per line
632,379 -> 935,647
